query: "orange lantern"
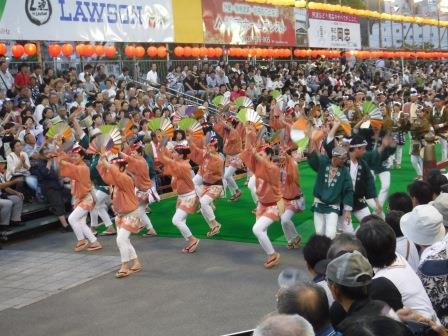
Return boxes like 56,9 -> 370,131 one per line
157,46 -> 167,58
215,47 -> 223,57
0,43 -> 6,56
199,47 -> 207,58
12,44 -> 25,58
24,43 -> 37,57
191,47 -> 200,58
255,48 -> 263,58
95,45 -> 105,57
134,46 -> 145,58
146,46 -> 157,58
61,44 -> 74,57
76,43 -> 86,56
284,49 -> 292,58
184,46 -> 192,57
266,48 -> 274,58
207,47 -> 216,58
125,45 -> 136,58
84,44 -> 95,57
104,46 -> 116,58
48,44 -> 61,58
293,49 -> 301,58
174,46 -> 184,57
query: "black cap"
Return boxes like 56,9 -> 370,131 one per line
349,134 -> 368,148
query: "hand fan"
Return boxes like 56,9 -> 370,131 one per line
234,96 -> 253,108
88,126 -> 121,154
290,117 -> 310,151
148,117 -> 174,138
118,118 -> 134,138
362,101 -> 379,116
46,122 -> 73,139
79,115 -> 93,129
328,104 -> 352,135
236,108 -> 263,129
271,89 -> 283,102
178,118 -> 204,140
212,95 -> 230,107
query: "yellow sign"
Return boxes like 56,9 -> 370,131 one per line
172,0 -> 204,44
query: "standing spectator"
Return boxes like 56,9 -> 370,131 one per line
146,63 -> 159,85
0,60 -> 15,98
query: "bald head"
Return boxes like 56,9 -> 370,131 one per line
277,283 -> 329,332
254,314 -> 315,336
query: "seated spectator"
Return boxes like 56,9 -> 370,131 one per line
342,316 -> 414,336
326,251 -> 398,333
6,139 -> 37,198
385,210 -> 420,271
277,282 -> 342,336
326,233 -> 403,327
426,170 -> 448,199
388,192 -> 413,214
253,314 -> 315,336
303,234 -> 334,305
407,181 -> 433,207
0,156 -> 24,228
400,204 -> 448,327
356,216 -> 439,322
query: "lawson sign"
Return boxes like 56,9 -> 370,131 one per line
0,0 -> 174,42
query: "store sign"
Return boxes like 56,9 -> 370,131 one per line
0,0 -> 174,42
308,10 -> 361,49
202,0 -> 296,46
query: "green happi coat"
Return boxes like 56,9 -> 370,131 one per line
308,151 -> 354,214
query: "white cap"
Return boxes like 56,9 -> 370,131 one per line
400,204 -> 446,246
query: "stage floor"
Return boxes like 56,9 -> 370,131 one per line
0,231 -> 307,336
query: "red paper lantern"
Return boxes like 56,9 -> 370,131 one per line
174,46 -> 184,57
293,49 -> 300,58
125,45 -> 136,58
191,47 -> 200,58
133,46 -> 143,58
95,45 -> 105,57
207,47 -> 216,58
199,47 -> 207,58
48,44 -> 61,58
76,44 -> 86,56
61,44 -> 74,57
0,43 -> 6,56
283,49 -> 292,58
146,46 -> 157,58
215,47 -> 223,57
24,43 -> 37,57
266,48 -> 274,58
84,44 -> 95,58
12,44 -> 24,58
184,46 -> 192,57
104,46 -> 116,58
157,46 -> 167,58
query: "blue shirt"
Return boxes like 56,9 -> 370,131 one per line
316,325 -> 342,336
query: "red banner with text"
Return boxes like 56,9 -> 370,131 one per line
202,0 -> 296,46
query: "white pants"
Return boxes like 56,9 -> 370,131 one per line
193,173 -> 203,197
411,155 -> 423,177
68,206 -> 97,243
368,171 -> 390,208
252,216 -> 275,255
138,204 -> 154,230
248,174 -> 258,205
394,145 -> 403,166
440,138 -> 448,161
223,166 -> 238,195
200,195 -> 216,227
280,209 -> 300,242
90,189 -> 112,227
116,228 -> 137,263
337,207 -> 370,234
172,208 -> 192,240
314,212 -> 339,239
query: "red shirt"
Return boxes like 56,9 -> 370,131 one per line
15,72 -> 31,89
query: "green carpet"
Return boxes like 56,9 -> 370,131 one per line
143,141 -> 436,246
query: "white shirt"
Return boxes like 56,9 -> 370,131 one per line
34,104 -> 46,123
349,160 -> 358,188
374,254 -> 439,321
6,152 -> 30,181
146,70 -> 159,85
396,236 -> 420,272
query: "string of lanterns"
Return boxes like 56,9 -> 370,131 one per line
1,42 -> 447,60
247,0 -> 448,27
